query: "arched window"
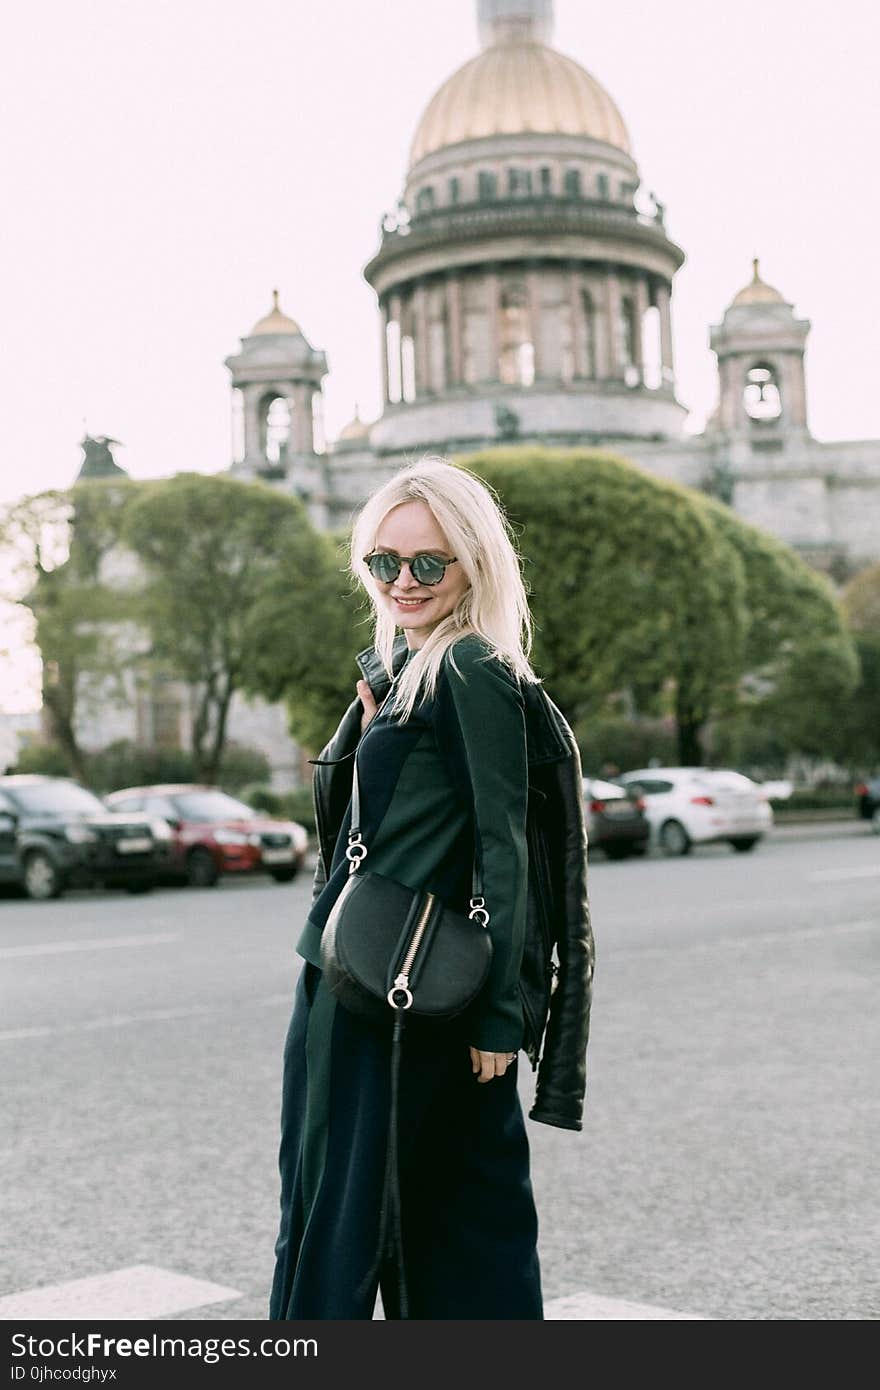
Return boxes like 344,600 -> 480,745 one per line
499,281 -> 535,387
641,304 -> 662,390
743,363 -> 782,421
478,170 -> 498,201
415,186 -> 435,215
563,168 -> 581,198
618,297 -> 639,373
263,396 -> 291,464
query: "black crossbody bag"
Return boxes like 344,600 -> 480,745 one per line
319,753 -> 493,1025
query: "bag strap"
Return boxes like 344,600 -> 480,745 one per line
346,706 -> 488,922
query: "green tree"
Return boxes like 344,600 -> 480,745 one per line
122,473 -> 345,781
701,495 -> 860,759
457,447 -> 746,763
0,481 -> 139,780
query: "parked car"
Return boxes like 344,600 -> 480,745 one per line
612,767 -> 774,856
103,784 -> 309,887
854,776 -> 880,832
582,777 -> 651,859
0,775 -> 173,900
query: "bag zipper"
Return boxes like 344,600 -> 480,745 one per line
388,892 -> 435,1009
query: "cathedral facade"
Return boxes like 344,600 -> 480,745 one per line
227,0 -> 880,584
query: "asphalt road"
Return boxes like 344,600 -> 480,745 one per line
1,821 -> 878,1321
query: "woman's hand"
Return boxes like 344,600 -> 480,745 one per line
470,1047 -> 517,1084
357,679 -> 379,734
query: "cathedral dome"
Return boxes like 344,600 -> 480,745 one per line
250,290 -> 300,336
731,259 -> 786,308
409,40 -> 631,168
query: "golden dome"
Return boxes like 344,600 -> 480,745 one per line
732,259 -> 785,308
338,407 -> 371,442
409,41 -> 631,168
250,290 -> 300,336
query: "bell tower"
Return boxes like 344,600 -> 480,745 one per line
225,291 -> 329,509
709,260 -> 810,442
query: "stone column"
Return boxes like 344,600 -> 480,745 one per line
605,270 -> 621,379
447,274 -> 464,385
526,268 -> 542,379
485,269 -> 501,381
655,282 -> 675,385
293,384 -> 313,454
413,281 -> 430,397
568,269 -> 586,378
379,299 -> 390,405
242,383 -> 264,464
388,292 -> 403,402
633,277 -> 650,376
782,354 -> 808,430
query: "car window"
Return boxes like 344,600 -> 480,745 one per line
172,791 -> 256,822
143,796 -> 178,820
587,779 -> 626,799
625,778 -> 672,795
0,791 -> 15,814
3,781 -> 106,816
108,795 -> 144,814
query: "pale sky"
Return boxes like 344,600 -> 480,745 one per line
2,0 -> 880,711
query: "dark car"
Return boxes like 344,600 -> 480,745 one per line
582,776 -> 651,859
0,775 -> 173,901
103,784 -> 309,887
855,776 -> 880,832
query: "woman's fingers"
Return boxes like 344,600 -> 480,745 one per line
469,1047 -> 516,1083
357,679 -> 378,731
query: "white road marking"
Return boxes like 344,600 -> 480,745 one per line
0,933 -> 179,959
544,1291 -> 706,1320
807,865 -> 880,882
373,1289 -> 705,1320
0,994 -> 294,1045
0,1265 -> 242,1321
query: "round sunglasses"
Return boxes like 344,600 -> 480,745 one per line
363,551 -> 458,586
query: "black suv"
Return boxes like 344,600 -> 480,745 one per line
855,776 -> 880,833
0,775 -> 173,900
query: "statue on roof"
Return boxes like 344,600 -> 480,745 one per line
76,434 -> 127,481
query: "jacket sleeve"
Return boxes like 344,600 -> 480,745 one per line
434,637 -> 529,1053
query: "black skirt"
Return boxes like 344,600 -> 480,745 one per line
269,963 -> 543,1320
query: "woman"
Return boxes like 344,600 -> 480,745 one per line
269,456 -> 579,1320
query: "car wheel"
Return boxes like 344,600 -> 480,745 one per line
269,867 -> 299,883
658,819 -> 691,857
23,850 -> 63,901
871,807 -> 880,835
729,837 -> 759,853
186,848 -> 220,888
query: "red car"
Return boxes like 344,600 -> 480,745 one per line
104,784 -> 309,887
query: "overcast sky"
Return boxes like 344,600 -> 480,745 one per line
2,0 -> 879,710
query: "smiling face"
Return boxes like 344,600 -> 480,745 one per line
371,500 -> 471,649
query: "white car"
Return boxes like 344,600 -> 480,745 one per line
613,767 -> 774,856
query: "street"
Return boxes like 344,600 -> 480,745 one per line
1,822 -> 878,1321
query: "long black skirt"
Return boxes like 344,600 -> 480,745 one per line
268,962 -> 543,1320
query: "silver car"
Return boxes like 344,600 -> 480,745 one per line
614,767 -> 774,857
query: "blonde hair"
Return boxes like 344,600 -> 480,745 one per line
349,455 -> 539,722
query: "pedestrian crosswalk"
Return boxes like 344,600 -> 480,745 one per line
0,1265 -> 705,1321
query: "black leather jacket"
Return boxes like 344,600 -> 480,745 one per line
307,636 -> 595,1132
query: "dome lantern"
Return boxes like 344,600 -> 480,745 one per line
478,0 -> 553,47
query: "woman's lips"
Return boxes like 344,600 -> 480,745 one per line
393,596 -> 430,608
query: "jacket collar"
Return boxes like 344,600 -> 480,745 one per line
354,636 -> 568,766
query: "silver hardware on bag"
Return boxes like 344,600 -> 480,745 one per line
345,831 -> 367,873
468,895 -> 490,927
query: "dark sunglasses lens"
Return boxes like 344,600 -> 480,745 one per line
412,555 -> 446,585
369,553 -> 401,583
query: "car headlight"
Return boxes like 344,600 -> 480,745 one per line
150,819 -> 174,840
212,829 -> 249,846
65,825 -> 99,844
